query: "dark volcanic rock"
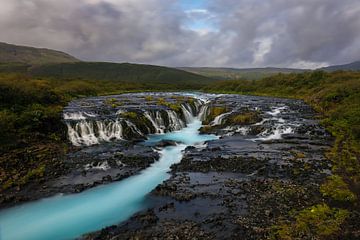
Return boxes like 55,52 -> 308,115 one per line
154,140 -> 178,148
83,94 -> 333,240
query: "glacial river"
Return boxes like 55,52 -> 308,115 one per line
0,119 -> 217,240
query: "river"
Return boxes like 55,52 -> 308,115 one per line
0,119 -> 217,240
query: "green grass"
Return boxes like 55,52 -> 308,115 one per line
24,62 -> 214,87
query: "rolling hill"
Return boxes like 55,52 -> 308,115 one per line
27,62 -> 214,85
0,42 -> 80,65
179,67 -> 308,80
321,60 -> 360,72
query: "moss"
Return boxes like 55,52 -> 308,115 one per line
320,175 -> 357,202
203,106 -> 227,124
105,98 -> 123,108
120,111 -> 138,119
212,106 -> 227,116
272,204 -> 349,239
291,150 -> 306,159
157,97 -> 166,105
145,96 -> 154,101
155,97 -> 184,113
228,111 -> 261,125
18,164 -> 46,185
168,103 -> 182,112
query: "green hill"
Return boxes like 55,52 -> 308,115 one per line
179,67 -> 308,80
24,62 -> 214,86
0,42 -> 79,64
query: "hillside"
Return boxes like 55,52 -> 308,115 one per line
179,67 -> 308,80
26,62 -> 214,86
321,60 -> 360,71
0,42 -> 79,64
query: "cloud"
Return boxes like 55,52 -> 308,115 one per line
0,0 -> 359,68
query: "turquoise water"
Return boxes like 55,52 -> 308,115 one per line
0,119 -> 216,240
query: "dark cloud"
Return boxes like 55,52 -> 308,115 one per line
0,0 -> 359,68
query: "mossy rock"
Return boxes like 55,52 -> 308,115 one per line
227,111 -> 261,125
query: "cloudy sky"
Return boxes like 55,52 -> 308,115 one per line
1,0 -> 360,68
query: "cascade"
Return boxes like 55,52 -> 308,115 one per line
63,96 -> 213,147
210,111 -> 232,126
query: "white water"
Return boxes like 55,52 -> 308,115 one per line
253,106 -> 294,141
63,112 -> 97,120
0,119 -> 217,240
255,126 -> 294,141
65,106 -> 196,146
198,104 -> 209,121
210,111 -> 232,126
144,111 -> 164,134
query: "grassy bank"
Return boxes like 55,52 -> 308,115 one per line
204,70 -> 360,239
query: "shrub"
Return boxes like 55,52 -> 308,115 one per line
273,204 -> 349,239
120,111 -> 138,119
320,175 -> 357,202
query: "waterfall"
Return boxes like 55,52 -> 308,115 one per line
66,121 -> 99,146
210,112 -> 232,126
181,104 -> 194,123
155,111 -> 166,131
193,100 -> 202,112
124,120 -> 143,137
64,95 -> 208,147
166,110 -> 185,130
198,104 -> 209,121
144,111 -> 164,134
96,120 -> 123,142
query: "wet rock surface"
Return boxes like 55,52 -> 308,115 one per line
84,94 -> 333,239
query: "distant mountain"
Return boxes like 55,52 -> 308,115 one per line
320,61 -> 360,72
0,42 -> 79,64
179,67 -> 308,80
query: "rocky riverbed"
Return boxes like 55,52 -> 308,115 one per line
81,94 -> 333,239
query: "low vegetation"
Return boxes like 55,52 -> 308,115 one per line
227,111 -> 261,125
273,203 -> 349,239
